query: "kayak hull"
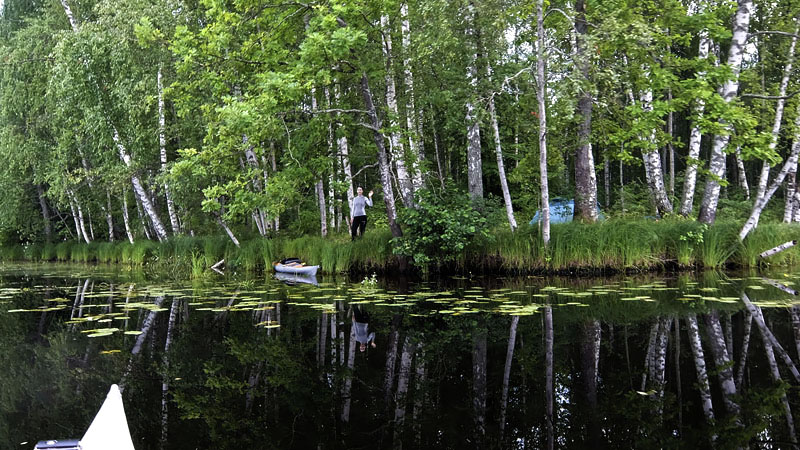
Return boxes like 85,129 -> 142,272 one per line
273,263 -> 319,277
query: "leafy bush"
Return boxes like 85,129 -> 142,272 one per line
392,189 -> 489,267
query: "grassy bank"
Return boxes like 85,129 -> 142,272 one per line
1,219 -> 799,276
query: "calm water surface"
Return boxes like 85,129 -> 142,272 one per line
2,263 -> 800,449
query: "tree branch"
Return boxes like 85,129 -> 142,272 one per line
352,162 -> 379,178
748,30 -> 800,40
742,90 -> 800,100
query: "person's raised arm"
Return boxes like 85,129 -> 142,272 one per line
366,190 -> 374,207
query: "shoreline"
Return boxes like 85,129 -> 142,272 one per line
1,220 -> 799,277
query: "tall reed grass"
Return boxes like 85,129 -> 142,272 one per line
1,219 -> 799,274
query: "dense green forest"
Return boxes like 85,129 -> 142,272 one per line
1,0 -> 800,269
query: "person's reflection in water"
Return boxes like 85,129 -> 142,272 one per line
352,304 -> 376,352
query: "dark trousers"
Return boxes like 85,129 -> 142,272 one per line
351,215 -> 367,240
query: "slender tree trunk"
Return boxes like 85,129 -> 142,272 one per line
573,0 -> 598,222
120,296 -> 166,392
412,346 -> 426,446
741,294 -> 800,382
581,320 -> 602,441
680,13 -> 711,215
686,315 -> 715,423
488,89 -> 517,230
544,307 -> 554,450
785,169 -> 797,222
432,117 -> 446,188
472,329 -> 487,448
381,15 -> 415,207
36,184 -> 52,240
465,1 -> 483,201
216,214 -> 240,247
755,22 -> 799,204
736,312 -> 753,389
341,323 -> 357,423
792,306 -> 800,360
133,181 -> 152,240
640,88 -> 673,215
759,313 -> 799,444
393,337 -> 416,450
400,3 -> 424,190
667,89 -> 675,197
740,105 -> 800,240
158,65 -> 180,234
333,85 -> 355,222
499,316 -> 519,439
361,73 -> 403,238
69,199 -> 83,243
704,311 -> 741,416
121,189 -> 135,244
604,157 -> 610,208
71,191 -> 91,244
105,190 -> 114,242
160,298 -> 180,448
537,0 -> 550,245
384,315 -> 401,408
316,180 -> 328,237
735,147 -> 750,199
698,0 -> 753,223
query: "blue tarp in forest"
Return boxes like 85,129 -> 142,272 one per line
529,198 -> 604,225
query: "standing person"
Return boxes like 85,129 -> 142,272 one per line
351,187 -> 373,240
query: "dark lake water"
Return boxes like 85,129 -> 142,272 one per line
2,263 -> 800,449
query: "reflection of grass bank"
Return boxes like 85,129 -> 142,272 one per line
2,220 -> 800,274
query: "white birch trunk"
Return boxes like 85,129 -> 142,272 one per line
686,315 -> 715,423
134,192 -> 152,241
216,215 -> 240,248
121,189 -> 135,244
69,198 -> 83,243
698,0 -> 753,223
755,23 -> 799,204
537,0 -> 550,245
316,180 -> 327,237
785,169 -> 797,222
739,105 -> 800,240
158,65 -> 180,234
640,89 -> 673,215
334,85 -> 355,221
400,3 -> 424,190
381,15 -> 414,207
72,191 -> 91,244
735,147 -> 750,199
679,30 -> 710,215
360,73 -> 403,238
488,89 -> 517,230
326,87 -> 337,231
105,190 -> 114,242
465,2 -> 483,200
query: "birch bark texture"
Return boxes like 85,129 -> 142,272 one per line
536,0 -> 551,245
697,0 -> 753,224
464,1 -> 483,201
573,0 -> 598,222
381,14 -> 415,208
